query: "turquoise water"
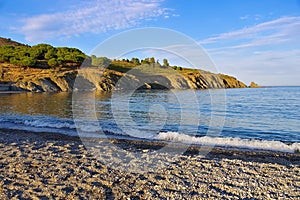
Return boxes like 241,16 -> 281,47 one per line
0,87 -> 299,152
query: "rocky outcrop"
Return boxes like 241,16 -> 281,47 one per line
0,64 -> 250,92
10,71 -> 78,92
220,74 -> 248,88
185,72 -> 225,89
249,82 -> 261,88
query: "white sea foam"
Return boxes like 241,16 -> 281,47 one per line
24,119 -> 75,129
156,132 -> 300,153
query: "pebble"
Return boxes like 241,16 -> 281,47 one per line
0,130 -> 299,199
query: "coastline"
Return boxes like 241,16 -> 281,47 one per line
0,129 -> 299,199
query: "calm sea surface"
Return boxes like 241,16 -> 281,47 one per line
0,87 -> 299,152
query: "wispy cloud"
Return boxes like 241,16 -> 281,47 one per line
199,16 -> 300,86
16,0 -> 171,42
240,14 -> 263,21
240,15 -> 249,20
200,16 -> 300,48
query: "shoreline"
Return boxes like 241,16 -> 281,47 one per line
0,128 -> 299,199
0,91 -> 27,94
1,127 -> 299,155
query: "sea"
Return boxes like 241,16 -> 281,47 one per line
0,86 -> 299,153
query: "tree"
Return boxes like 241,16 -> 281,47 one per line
64,54 -> 76,62
14,46 -> 31,58
45,48 -> 57,60
0,45 -> 15,62
130,58 -> 140,65
19,57 -> 36,67
31,44 -> 53,59
163,58 -> 169,67
141,58 -> 150,64
48,58 -> 58,67
0,41 -> 88,69
9,57 -> 18,65
9,56 -> 36,67
91,56 -> 111,67
149,57 -> 155,64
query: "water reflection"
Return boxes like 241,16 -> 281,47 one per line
0,92 -> 75,117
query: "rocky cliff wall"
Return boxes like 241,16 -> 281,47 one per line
0,65 -> 248,92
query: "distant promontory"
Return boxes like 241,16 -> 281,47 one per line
0,37 -> 257,92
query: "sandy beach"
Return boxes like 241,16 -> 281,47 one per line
0,129 -> 299,199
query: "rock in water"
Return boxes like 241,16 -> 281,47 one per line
249,82 -> 261,88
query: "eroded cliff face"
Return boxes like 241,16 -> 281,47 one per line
220,74 -> 248,88
0,65 -> 248,92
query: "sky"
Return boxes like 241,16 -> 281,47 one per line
1,0 -> 300,86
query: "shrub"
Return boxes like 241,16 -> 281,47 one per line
91,56 -> 111,67
19,57 -> 36,67
48,58 -> 58,67
163,58 -> 169,66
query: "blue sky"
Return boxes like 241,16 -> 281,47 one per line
1,0 -> 300,85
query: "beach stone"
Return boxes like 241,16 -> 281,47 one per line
0,130 -> 299,199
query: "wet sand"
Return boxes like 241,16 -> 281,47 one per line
0,129 -> 299,199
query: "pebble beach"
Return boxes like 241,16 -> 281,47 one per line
0,129 -> 299,199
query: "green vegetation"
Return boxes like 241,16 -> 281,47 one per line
0,38 -> 187,74
48,58 -> 58,67
108,59 -> 137,73
0,44 -> 86,68
130,58 -> 140,65
91,55 -> 111,67
107,57 -> 180,75
163,58 -> 169,67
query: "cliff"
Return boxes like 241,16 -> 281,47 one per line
0,63 -> 247,92
0,37 -> 251,92
0,36 -> 258,92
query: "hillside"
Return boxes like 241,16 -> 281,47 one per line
0,62 -> 247,92
0,37 -> 250,92
0,37 -> 27,47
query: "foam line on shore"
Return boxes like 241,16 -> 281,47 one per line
156,132 -> 300,153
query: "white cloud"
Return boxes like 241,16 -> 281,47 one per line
200,16 -> 300,86
126,16 -> 300,85
209,49 -> 300,85
199,16 -> 300,47
18,0 -> 170,42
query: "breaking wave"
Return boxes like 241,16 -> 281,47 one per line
156,132 -> 300,153
0,115 -> 127,137
1,115 -> 300,153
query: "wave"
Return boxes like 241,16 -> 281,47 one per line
0,115 -> 77,135
156,132 -> 300,153
1,115 -> 300,153
0,115 -> 127,136
0,115 -> 74,128
24,119 -> 76,129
